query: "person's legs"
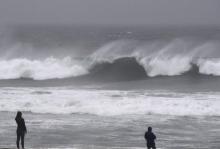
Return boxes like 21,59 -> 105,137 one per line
152,144 -> 156,149
147,146 -> 156,149
21,132 -> 25,149
16,133 -> 21,149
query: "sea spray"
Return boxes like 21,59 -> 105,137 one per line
0,57 -> 88,80
0,38 -> 220,80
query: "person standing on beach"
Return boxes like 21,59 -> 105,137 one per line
15,111 -> 27,149
144,127 -> 156,149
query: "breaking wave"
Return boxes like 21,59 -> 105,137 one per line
1,39 -> 220,80
0,57 -> 88,80
89,39 -> 220,78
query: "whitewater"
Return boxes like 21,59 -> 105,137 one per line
1,38 -> 220,80
0,26 -> 220,149
0,87 -> 220,116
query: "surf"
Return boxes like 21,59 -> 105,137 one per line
0,87 -> 220,116
1,26 -> 220,81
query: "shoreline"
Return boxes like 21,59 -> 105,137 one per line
0,112 -> 219,149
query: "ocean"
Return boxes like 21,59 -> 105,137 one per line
0,25 -> 220,149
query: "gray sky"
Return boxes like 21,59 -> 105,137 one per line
0,0 -> 220,26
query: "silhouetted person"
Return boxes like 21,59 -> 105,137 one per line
144,127 -> 156,149
15,111 -> 27,149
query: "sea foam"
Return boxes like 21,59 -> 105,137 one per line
0,87 -> 219,116
0,57 -> 88,80
1,39 -> 220,80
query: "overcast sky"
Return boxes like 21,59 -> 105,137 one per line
0,0 -> 220,26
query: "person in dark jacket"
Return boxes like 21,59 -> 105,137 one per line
144,127 -> 156,149
15,111 -> 27,149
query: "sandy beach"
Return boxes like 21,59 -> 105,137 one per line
0,111 -> 219,149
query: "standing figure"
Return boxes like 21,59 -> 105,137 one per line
144,127 -> 156,149
15,111 -> 27,149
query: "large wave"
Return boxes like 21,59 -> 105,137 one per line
1,38 -> 220,80
90,39 -> 220,78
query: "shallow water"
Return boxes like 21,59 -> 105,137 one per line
1,25 -> 220,149
0,86 -> 220,148
0,112 -> 220,149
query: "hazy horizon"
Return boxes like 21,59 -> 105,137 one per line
0,0 -> 220,27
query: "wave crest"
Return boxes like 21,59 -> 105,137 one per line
140,56 -> 192,77
0,57 -> 88,80
1,39 -> 220,81
89,39 -> 220,78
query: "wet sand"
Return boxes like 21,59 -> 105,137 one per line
0,112 -> 220,149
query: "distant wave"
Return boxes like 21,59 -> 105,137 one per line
1,39 -> 220,80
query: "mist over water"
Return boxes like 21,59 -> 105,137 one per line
0,26 -> 220,80
1,26 -> 220,149
0,0 -> 220,147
